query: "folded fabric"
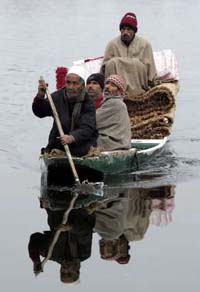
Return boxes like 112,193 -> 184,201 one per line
124,83 -> 179,139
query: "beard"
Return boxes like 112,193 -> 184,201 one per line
121,34 -> 134,46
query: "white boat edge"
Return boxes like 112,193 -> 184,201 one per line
42,137 -> 168,161
137,137 -> 168,156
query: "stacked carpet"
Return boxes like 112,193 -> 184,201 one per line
124,82 -> 179,139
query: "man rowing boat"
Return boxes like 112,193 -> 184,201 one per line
32,66 -> 97,157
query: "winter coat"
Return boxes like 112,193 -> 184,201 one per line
101,35 -> 157,97
32,88 -> 97,157
96,96 -> 131,151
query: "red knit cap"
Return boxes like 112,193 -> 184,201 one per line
119,12 -> 138,32
106,74 -> 126,96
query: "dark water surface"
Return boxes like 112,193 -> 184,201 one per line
1,0 -> 200,291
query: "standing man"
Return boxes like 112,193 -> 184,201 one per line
32,66 -> 97,157
86,73 -> 104,109
100,12 -> 157,97
96,74 -> 131,151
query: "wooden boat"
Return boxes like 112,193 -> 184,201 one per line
42,51 -> 178,186
41,138 -> 167,185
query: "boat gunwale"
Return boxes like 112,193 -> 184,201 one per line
137,137 -> 167,155
42,138 -> 167,162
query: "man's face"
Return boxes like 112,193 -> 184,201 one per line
120,26 -> 135,43
104,81 -> 121,97
86,80 -> 102,98
60,260 -> 80,283
66,74 -> 84,98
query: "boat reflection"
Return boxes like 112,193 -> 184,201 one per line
95,185 -> 175,262
28,207 -> 95,283
28,184 -> 175,284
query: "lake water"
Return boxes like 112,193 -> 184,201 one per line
0,0 -> 200,290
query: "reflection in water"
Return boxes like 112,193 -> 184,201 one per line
28,184 -> 175,284
150,191 -> 175,226
28,208 -> 95,283
95,185 -> 175,263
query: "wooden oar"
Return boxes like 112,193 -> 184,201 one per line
32,77 -> 98,276
40,76 -> 81,187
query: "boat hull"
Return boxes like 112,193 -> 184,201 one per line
41,138 -> 167,187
